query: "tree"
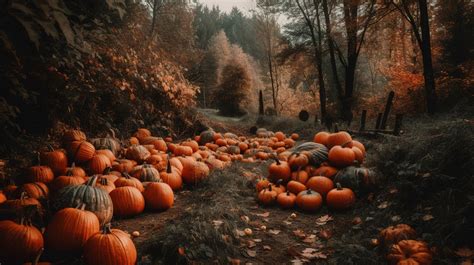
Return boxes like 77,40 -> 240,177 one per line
391,0 -> 437,114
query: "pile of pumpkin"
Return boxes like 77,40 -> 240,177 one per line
0,127 -> 252,264
378,224 -> 433,265
255,131 -> 375,212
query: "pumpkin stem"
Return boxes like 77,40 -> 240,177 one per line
286,191 -> 290,196
108,128 -> 116,139
336,183 -> 343,190
123,172 -> 131,179
102,167 -> 112,175
32,248 -> 44,265
76,203 -> 86,210
166,154 -> 172,174
47,144 -> 54,152
306,189 -> 312,194
268,185 -> 272,191
87,175 -> 99,186
102,223 -> 112,234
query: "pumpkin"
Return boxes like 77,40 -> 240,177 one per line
199,129 -> 216,145
62,129 -> 86,143
313,132 -> 330,146
291,142 -> 328,166
26,165 -> 54,184
114,172 -> 144,192
143,182 -> 174,211
40,149 -> 68,176
90,134 -> 121,156
0,219 -> 44,263
50,172 -> 86,192
88,154 -> 112,175
238,142 -> 249,153
160,158 -> 182,191
305,176 -> 334,198
326,183 -> 355,210
274,131 -> 286,141
277,191 -> 296,209
351,147 -> 364,164
174,145 -> 193,156
348,140 -> 366,156
83,224 -> 137,265
380,224 -> 417,247
169,157 -> 183,173
2,192 -> 42,214
258,185 -> 277,206
268,159 -> 291,183
110,187 -> 145,218
129,137 -> 140,145
65,163 -> 86,178
290,133 -> 299,140
215,138 -> 227,147
328,146 -> 356,168
0,192 -> 6,204
100,168 -> 119,183
44,205 -> 100,255
20,182 -> 49,200
125,145 -> 151,163
313,166 -> 338,179
288,152 -> 309,169
22,248 -> 51,265
52,176 -> 113,226
131,163 -> 161,182
291,169 -> 309,184
270,181 -> 286,194
296,190 -> 323,212
141,137 -> 168,152
179,157 -> 209,185
205,156 -> 226,170
133,128 -> 152,142
95,177 -> 115,193
95,149 -> 116,164
256,178 -> 270,192
327,131 -> 352,148
287,180 -> 307,195
387,240 -> 432,265
66,141 -> 96,163
333,166 -> 376,194
182,140 -> 199,153
112,159 -> 137,173
227,145 -> 240,155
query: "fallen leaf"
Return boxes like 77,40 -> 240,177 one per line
291,259 -> 304,265
352,217 -> 362,225
253,238 -> 262,242
315,215 -> 333,225
293,229 -> 306,238
283,220 -> 292,225
263,245 -> 272,250
455,247 -> 474,258
422,214 -> 434,221
319,229 -> 332,240
241,215 -> 250,222
235,229 -> 245,237
247,240 -> 256,248
389,188 -> 398,194
246,249 -> 257,257
213,220 -> 224,227
300,248 -> 328,260
256,212 -> 270,217
391,215 -> 401,222
378,201 -> 389,209
268,229 -> 281,235
302,234 -> 317,244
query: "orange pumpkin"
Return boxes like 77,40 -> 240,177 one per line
326,183 -> 355,210
326,131 -> 352,148
95,177 -> 115,194
277,191 -> 296,209
173,145 -> 194,156
133,128 -> 151,142
268,159 -> 291,183
112,159 -> 137,173
83,225 -> 137,265
143,182 -> 174,211
328,146 -> 356,168
313,166 -> 338,179
0,219 -> 44,263
275,131 -> 286,141
313,132 -> 330,146
62,129 -> 86,143
288,153 -> 309,169
256,178 -> 270,192
65,163 -> 86,178
286,180 -> 307,195
290,133 -> 299,140
296,190 -> 323,212
95,149 -> 116,164
380,224 -> 417,247
114,173 -> 144,192
181,140 -> 199,152
20,182 -> 49,200
387,240 -> 432,265
351,147 -> 364,164
110,186 -> 145,217
306,176 -> 334,198
160,159 -> 182,191
348,140 -> 366,156
26,166 -> 54,184
88,154 -> 112,175
41,149 -> 68,176
258,186 -> 277,206
66,141 -> 95,163
291,169 -> 309,184
44,206 -> 100,255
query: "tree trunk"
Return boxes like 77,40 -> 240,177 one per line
150,0 -> 159,37
267,52 -> 278,114
322,0 -> 343,98
342,0 -> 358,121
418,0 -> 437,114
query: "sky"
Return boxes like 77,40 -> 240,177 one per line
198,0 -> 257,14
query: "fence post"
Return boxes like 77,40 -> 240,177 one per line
375,113 -> 382,129
359,110 -> 367,132
380,91 -> 395,130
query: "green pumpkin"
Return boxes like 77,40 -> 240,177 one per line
291,142 -> 328,166
90,137 -> 121,156
333,166 -> 376,194
199,129 -> 215,145
131,163 -> 160,182
52,176 -> 113,226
